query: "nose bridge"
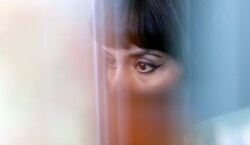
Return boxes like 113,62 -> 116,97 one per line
107,59 -> 134,145
111,64 -> 132,94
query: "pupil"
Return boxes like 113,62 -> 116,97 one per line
139,63 -> 146,70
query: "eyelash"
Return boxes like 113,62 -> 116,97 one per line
135,60 -> 160,73
105,54 -> 160,73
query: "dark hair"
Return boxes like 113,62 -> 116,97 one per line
94,0 -> 184,59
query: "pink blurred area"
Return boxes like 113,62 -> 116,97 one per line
0,0 -> 97,145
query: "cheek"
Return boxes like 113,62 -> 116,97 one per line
136,65 -> 180,98
105,62 -> 181,101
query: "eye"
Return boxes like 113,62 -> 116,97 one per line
136,61 -> 159,73
106,54 -> 116,68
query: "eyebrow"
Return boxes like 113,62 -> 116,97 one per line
101,47 -> 115,57
101,46 -> 163,58
129,49 -> 163,58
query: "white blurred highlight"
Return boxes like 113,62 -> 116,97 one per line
0,0 -> 97,145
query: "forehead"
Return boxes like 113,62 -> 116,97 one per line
101,44 -> 164,57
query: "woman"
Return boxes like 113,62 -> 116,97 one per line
93,0 -> 186,145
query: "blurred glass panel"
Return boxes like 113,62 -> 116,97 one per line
0,0 -> 97,145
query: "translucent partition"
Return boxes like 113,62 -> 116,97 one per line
0,0 -> 97,145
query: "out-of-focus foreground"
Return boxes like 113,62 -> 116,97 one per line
0,0 -> 96,145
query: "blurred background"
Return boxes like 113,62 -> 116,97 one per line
190,0 -> 250,145
0,0 -> 97,145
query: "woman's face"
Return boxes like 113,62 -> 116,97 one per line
101,44 -> 182,145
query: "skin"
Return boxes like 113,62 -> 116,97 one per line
101,44 -> 182,145
103,44 -> 181,99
